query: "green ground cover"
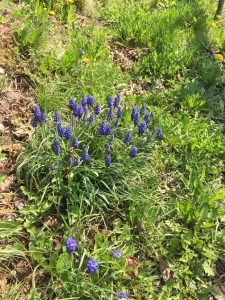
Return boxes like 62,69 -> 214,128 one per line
1,0 -> 225,299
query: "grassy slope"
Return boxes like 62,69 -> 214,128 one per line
1,0 -> 225,299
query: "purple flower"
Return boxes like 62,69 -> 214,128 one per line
140,104 -> 146,115
107,109 -> 114,121
53,112 -> 60,123
86,258 -> 99,274
117,106 -> 122,118
50,164 -> 55,171
106,125 -> 112,135
57,123 -> 64,138
66,238 -> 77,254
131,106 -> 137,121
52,139 -> 61,155
114,92 -> 121,107
88,114 -> 95,123
69,97 -> 76,110
144,112 -> 151,124
124,131 -> 132,145
76,105 -> 84,119
147,133 -> 152,141
53,139 -> 60,148
118,291 -> 128,299
54,146 -> 61,155
105,144 -> 111,154
83,104 -> 89,114
72,137 -> 79,148
138,120 -> 147,136
64,125 -> 72,140
110,248 -> 122,259
99,121 -> 107,135
109,135 -> 114,143
87,95 -> 94,106
81,96 -> 87,107
41,113 -> 47,122
34,104 -> 42,121
133,113 -> 140,126
152,127 -> 157,134
156,128 -> 163,139
94,103 -> 101,115
129,146 -> 138,158
79,48 -> 83,56
82,149 -> 89,162
107,96 -> 114,108
105,155 -> 111,167
32,119 -> 38,127
68,157 -> 73,166
72,116 -> 76,127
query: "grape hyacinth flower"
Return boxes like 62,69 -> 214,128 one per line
31,119 -> 38,127
144,112 -> 151,124
66,238 -> 77,254
72,137 -> 79,148
107,96 -> 114,108
83,104 -> 89,114
81,96 -> 87,107
129,145 -> 138,158
87,95 -> 94,106
131,105 -> 137,121
117,106 -> 122,119
156,128 -> 163,139
124,131 -> 132,145
53,139 -> 61,155
110,248 -> 122,259
75,105 -> 84,119
147,133 -> 152,141
133,113 -> 140,126
69,97 -> 76,110
107,109 -> 114,121
34,104 -> 42,121
152,127 -> 157,134
106,125 -> 112,135
68,157 -> 73,166
105,155 -> 111,167
109,135 -> 114,143
88,114 -> 95,123
53,112 -> 60,123
138,120 -> 147,136
50,164 -> 55,171
118,292 -> 128,299
99,121 -> 107,135
94,103 -> 101,115
57,123 -> 64,138
105,144 -> 111,154
86,258 -> 99,274
79,48 -> 83,56
82,149 -> 89,162
64,125 -> 72,140
114,92 -> 121,107
41,113 -> 47,122
140,104 -> 146,115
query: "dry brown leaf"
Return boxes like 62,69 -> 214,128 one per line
158,257 -> 172,282
1,193 -> 14,204
3,143 -> 23,157
0,174 -> 16,192
125,256 -> 139,277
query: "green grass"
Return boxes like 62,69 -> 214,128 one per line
1,0 -> 225,299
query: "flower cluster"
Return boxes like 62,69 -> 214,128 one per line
32,104 -> 47,127
32,94 -> 163,172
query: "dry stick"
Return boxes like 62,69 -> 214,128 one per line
214,0 -> 225,19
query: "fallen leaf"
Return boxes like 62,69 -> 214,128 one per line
158,257 -> 172,282
125,256 -> 139,277
3,143 -> 23,157
0,174 -> 16,192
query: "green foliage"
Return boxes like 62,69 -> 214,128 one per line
2,0 -> 225,299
